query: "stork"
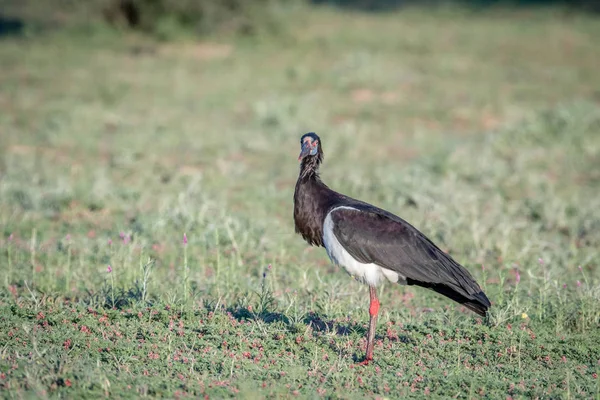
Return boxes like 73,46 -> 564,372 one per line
293,132 -> 490,364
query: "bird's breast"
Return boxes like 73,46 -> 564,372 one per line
322,206 -> 406,287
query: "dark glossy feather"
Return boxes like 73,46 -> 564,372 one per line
330,206 -> 490,316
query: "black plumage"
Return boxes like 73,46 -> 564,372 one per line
330,208 -> 490,316
293,132 -> 491,363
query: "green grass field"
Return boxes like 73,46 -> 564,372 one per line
1,4 -> 600,398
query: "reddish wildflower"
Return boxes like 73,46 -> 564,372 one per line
8,233 -> 13,241
538,258 -> 544,265
120,232 -> 130,245
65,379 -> 72,387
108,239 -> 112,246
577,281 -> 582,288
183,233 -> 188,245
107,265 -> 112,273
515,269 -> 521,285
65,234 -> 71,242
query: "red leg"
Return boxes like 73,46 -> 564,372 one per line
359,286 -> 379,365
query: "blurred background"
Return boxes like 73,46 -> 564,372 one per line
0,0 -> 598,310
1,0 -> 600,39
0,1 -> 599,397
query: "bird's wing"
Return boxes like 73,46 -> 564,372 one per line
330,207 -> 487,300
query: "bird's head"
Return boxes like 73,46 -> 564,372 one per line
298,132 -> 322,162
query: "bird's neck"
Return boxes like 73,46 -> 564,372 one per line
299,156 -> 320,179
294,168 -> 339,247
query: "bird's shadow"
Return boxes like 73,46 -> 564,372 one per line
226,306 -> 367,336
226,306 -> 414,347
227,305 -> 291,325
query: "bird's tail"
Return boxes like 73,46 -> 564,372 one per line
460,292 -> 490,317
407,279 -> 491,317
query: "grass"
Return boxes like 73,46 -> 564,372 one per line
1,4 -> 600,398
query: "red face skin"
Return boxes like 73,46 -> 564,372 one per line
298,137 -> 319,161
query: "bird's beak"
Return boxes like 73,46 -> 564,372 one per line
298,141 -> 311,161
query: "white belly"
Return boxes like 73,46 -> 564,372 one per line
323,206 -> 406,287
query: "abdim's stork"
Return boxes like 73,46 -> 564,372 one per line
293,132 -> 490,364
